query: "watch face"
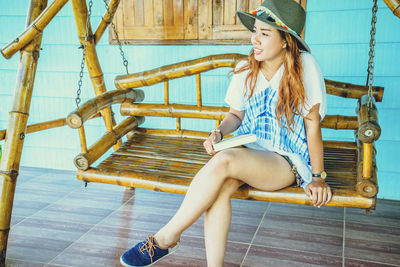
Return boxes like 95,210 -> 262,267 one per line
321,171 -> 327,179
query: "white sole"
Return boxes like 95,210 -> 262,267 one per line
120,242 -> 180,267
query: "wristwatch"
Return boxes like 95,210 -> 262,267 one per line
312,171 -> 327,180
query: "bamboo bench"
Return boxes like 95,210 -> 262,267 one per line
66,53 -> 383,211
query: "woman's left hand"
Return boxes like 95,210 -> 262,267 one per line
305,178 -> 332,207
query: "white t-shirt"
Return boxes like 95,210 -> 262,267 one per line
225,52 -> 327,120
224,52 -> 327,188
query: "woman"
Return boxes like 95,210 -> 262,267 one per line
121,0 -> 332,266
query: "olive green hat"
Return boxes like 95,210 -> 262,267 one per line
237,0 -> 310,53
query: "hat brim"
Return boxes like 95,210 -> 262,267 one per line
236,11 -> 311,53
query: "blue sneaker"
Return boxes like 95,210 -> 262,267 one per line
120,235 -> 180,266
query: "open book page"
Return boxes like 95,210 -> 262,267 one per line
213,134 -> 257,152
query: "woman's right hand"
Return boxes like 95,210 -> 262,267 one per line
203,130 -> 223,155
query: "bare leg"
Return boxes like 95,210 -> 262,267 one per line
154,148 -> 294,250
204,178 -> 243,267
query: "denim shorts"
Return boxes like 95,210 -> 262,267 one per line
280,154 -> 306,187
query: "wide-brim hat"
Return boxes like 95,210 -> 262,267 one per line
237,0 -> 310,53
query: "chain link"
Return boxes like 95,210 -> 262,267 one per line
76,0 -> 93,108
102,0 -> 129,75
367,0 -> 378,109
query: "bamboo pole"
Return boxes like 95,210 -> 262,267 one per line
66,89 -> 144,129
78,126 -> 88,154
94,0 -> 120,44
115,54 -> 245,89
77,168 -> 375,209
120,103 -> 229,120
74,116 -> 144,170
1,0 -> 67,59
121,103 -> 358,130
196,73 -> 202,107
114,54 -> 384,103
70,0 -> 120,149
325,79 -> 384,102
355,137 -> 378,198
0,0 -> 47,264
0,118 -> 66,141
363,143 -> 373,178
357,95 -> 381,143
383,0 -> 400,18
176,118 -> 181,131
164,81 -> 169,105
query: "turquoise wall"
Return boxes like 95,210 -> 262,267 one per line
1,0 -> 399,200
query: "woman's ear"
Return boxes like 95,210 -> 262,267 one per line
282,42 -> 288,49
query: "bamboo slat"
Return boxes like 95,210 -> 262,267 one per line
94,0 -> 121,44
384,0 -> 400,18
76,133 -> 374,209
74,116 -> 145,170
1,0 -> 68,59
357,95 -> 381,143
0,0 -> 47,264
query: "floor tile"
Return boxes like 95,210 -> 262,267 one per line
5,258 -> 45,267
346,199 -> 400,228
7,218 -> 92,263
253,212 -> 343,256
242,244 -> 342,267
345,222 -> 400,265
50,225 -> 247,267
5,167 -> 400,267
345,258 -> 400,267
10,216 -> 25,227
31,202 -> 115,225
268,201 -> 344,221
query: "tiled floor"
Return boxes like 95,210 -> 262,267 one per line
5,167 -> 400,267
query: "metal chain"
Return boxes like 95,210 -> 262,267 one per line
102,0 -> 129,75
366,0 -> 378,109
76,0 -> 93,108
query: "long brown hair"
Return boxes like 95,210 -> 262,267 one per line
234,31 -> 306,132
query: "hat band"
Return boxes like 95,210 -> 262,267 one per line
251,6 -> 298,36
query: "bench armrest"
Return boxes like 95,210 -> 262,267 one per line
66,89 -> 144,129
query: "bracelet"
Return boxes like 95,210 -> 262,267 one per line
209,129 -> 223,140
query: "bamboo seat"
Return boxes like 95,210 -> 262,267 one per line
67,53 -> 383,211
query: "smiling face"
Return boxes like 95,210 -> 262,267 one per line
251,19 -> 286,63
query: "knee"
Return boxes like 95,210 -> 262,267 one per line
209,149 -> 236,177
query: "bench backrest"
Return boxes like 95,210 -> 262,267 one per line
115,53 -> 383,137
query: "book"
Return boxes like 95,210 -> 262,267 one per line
213,134 -> 257,152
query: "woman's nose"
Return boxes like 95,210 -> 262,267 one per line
252,33 -> 260,44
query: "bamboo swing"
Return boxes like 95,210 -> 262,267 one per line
1,0 -> 398,264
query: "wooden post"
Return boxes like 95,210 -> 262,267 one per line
0,0 -> 48,264
70,0 -> 121,150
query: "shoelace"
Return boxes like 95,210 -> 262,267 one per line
139,235 -> 159,263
